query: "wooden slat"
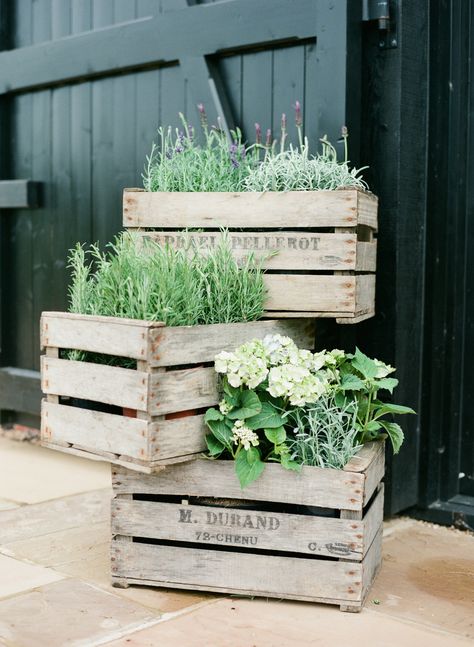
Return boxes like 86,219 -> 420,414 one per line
355,241 -> 377,271
0,0 -> 319,94
112,458 -> 366,510
0,179 -> 40,208
123,189 -> 376,229
344,441 -> 382,473
111,542 -> 364,603
151,414 -> 206,460
41,311 -> 163,360
41,357 -> 149,411
111,499 -> 366,559
363,442 -> 385,505
264,275 -> 356,312
357,191 -> 378,231
138,230 -> 359,271
150,319 -> 315,367
150,366 -> 218,416
363,485 -> 384,556
354,274 -> 376,315
41,400 -> 149,459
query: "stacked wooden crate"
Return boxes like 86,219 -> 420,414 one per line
41,186 -> 381,611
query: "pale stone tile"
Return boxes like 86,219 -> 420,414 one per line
0,498 -> 20,511
371,519 -> 474,641
105,597 -> 474,647
0,579 -> 159,647
0,437 -> 111,503
0,489 -> 110,544
0,554 -> 64,599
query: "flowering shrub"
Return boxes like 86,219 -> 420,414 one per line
204,336 -> 415,488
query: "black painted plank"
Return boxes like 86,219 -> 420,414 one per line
0,180 -> 40,209
0,0 -> 319,93
0,367 -> 41,416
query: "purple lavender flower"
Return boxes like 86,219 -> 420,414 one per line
255,123 -> 262,145
165,150 -> 173,160
265,128 -> 272,147
294,101 -> 302,127
197,103 -> 207,128
281,113 -> 287,131
188,124 -> 194,141
175,131 -> 185,154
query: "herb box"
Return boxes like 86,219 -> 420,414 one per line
111,441 -> 385,611
40,312 -> 313,473
123,188 -> 378,323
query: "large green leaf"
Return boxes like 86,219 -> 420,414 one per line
207,418 -> 233,452
339,373 -> 365,391
374,377 -> 399,393
227,390 -> 262,420
264,426 -> 286,445
205,433 -> 225,457
246,401 -> 284,430
235,447 -> 265,488
373,403 -> 416,419
351,347 -> 379,380
379,421 -> 405,453
204,408 -> 223,424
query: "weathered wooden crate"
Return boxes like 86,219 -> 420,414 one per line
111,441 -> 385,611
123,188 -> 378,323
40,312 -> 314,473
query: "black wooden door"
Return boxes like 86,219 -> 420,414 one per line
0,0 -> 360,425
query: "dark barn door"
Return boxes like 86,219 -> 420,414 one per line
0,0 -> 360,424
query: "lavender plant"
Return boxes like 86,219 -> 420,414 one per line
143,102 -> 369,193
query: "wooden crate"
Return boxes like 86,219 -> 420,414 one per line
111,441 -> 385,611
123,188 -> 378,323
40,312 -> 314,473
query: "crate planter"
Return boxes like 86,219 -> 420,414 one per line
40,312 -> 314,473
123,188 -> 378,323
111,441 -> 385,612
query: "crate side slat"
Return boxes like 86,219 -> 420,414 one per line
362,525 -> 383,600
354,274 -> 376,316
138,231 -> 359,271
41,400 -> 149,459
111,499 -> 365,560
41,357 -> 149,410
123,189 -> 361,229
151,415 -> 206,460
112,460 -> 365,510
363,485 -> 384,557
41,312 -> 162,359
111,542 -> 363,602
264,275 -> 356,312
355,241 -> 377,272
149,366 -> 217,416
357,192 -> 378,231
149,318 -> 315,367
343,442 -> 381,473
363,443 -> 385,505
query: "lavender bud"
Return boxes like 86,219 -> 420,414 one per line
255,123 -> 262,144
281,113 -> 287,131
265,128 -> 272,147
294,100 -> 302,127
188,124 -> 194,141
197,103 -> 207,127
341,125 -> 348,137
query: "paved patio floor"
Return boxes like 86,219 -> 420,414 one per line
0,436 -> 472,647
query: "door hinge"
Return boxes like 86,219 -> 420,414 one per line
362,0 -> 398,49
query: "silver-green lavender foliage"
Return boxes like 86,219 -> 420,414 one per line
143,105 -> 369,193
67,231 -> 266,326
286,395 -> 363,469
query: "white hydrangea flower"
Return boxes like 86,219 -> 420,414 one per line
268,364 -> 329,406
262,334 -> 300,366
219,399 -> 233,415
231,420 -> 260,450
374,359 -> 396,378
312,351 -> 327,371
215,341 -> 268,388
214,351 -> 235,374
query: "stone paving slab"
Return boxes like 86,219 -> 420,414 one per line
0,489 -> 110,544
0,579 -> 160,647
104,597 -> 473,647
0,498 -> 20,511
0,437 -> 110,503
370,518 -> 474,641
0,553 -> 64,599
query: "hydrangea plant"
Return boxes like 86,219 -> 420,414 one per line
204,336 -> 415,488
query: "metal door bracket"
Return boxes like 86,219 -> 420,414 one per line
363,0 -> 398,49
